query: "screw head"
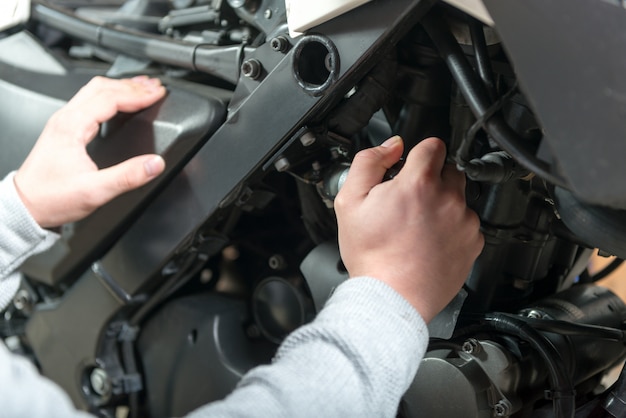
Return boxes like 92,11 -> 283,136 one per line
300,131 -> 316,147
270,36 -> 289,53
241,59 -> 262,80
493,399 -> 512,417
268,255 -> 287,270
90,368 -> 112,397
461,338 -> 482,355
264,8 -> 272,19
274,157 -> 290,172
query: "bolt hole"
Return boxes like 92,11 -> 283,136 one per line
293,35 -> 339,96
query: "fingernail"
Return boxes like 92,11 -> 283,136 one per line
144,156 -> 165,177
381,136 -> 401,148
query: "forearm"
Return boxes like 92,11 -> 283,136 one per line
0,171 -> 59,310
187,277 -> 429,418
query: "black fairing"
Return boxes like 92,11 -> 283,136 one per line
137,294 -> 273,417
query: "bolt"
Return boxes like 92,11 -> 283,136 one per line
493,399 -> 512,417
461,338 -> 482,355
525,309 -> 544,319
269,255 -> 287,270
90,368 -> 112,397
274,157 -> 290,172
241,58 -> 262,80
300,131 -> 316,147
13,290 -> 31,311
270,36 -> 289,53
263,8 -> 272,19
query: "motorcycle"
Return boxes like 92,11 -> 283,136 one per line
2,0 -> 626,416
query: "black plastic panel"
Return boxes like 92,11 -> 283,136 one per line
484,0 -> 626,208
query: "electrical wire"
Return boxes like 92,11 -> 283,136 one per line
469,19 -> 496,101
463,313 -> 576,418
421,9 -> 570,189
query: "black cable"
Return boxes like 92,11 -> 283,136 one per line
507,313 -> 626,342
469,19 -> 496,101
421,10 -> 570,189
591,258 -> 624,282
456,81 -> 518,166
31,0 -> 244,84
468,313 -> 576,418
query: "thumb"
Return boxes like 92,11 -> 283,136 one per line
340,136 -> 404,199
90,154 -> 165,206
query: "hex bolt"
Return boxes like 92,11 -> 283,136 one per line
461,338 -> 482,355
90,368 -> 112,397
270,36 -> 289,53
300,131 -> 316,147
493,399 -> 512,417
263,8 -> 272,19
241,59 -> 262,80
274,157 -> 290,172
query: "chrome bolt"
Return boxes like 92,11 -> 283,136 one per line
525,309 -> 544,319
274,157 -> 290,172
90,368 -> 112,397
461,338 -> 482,355
300,131 -> 316,147
263,8 -> 272,19
494,399 -> 512,417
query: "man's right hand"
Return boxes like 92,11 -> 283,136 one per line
335,136 -> 484,323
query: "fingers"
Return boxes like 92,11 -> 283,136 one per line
338,136 -> 404,200
57,76 -> 167,145
87,154 -> 166,207
400,137 -> 447,181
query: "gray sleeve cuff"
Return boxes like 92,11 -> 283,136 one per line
0,172 -> 59,309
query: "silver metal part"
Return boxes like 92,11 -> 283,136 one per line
403,341 -> 523,418
89,368 -> 112,397
299,130 -> 316,146
274,156 -> 290,172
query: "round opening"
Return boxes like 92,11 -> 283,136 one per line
292,35 -> 339,96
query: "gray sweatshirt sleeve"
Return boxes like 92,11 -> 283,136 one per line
187,277 -> 429,418
0,171 -> 59,311
0,171 -> 429,417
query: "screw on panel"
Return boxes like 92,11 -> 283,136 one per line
274,157 -> 290,172
461,338 -> 482,355
90,368 -> 112,397
241,59 -> 262,80
300,131 -> 316,146
270,36 -> 289,53
493,399 -> 512,417
263,8 -> 272,19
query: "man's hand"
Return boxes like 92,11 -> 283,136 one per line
335,136 -> 484,323
14,76 -> 167,228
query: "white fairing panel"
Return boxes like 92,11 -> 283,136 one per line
443,0 -> 493,25
285,0 -> 493,37
0,0 -> 31,32
286,0 -> 373,37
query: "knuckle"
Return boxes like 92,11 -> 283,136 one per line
334,193 -> 348,212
